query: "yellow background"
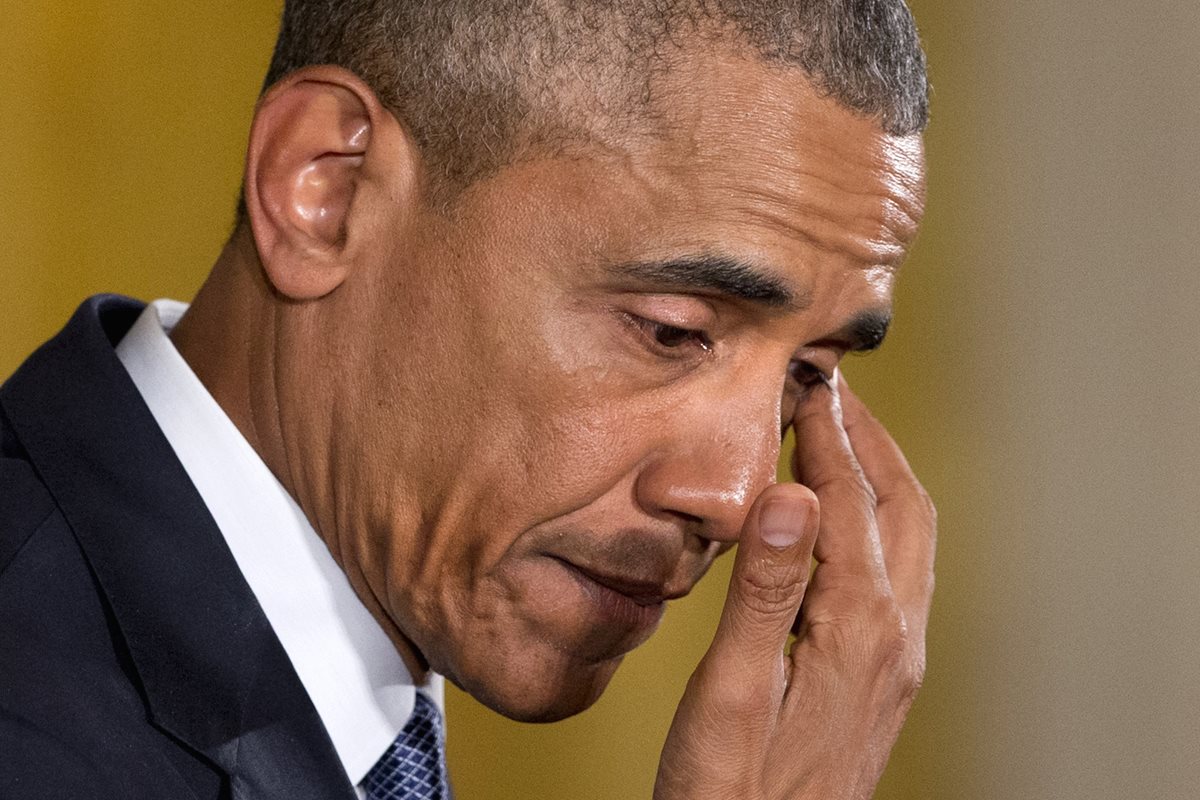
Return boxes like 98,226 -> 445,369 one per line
4,3 -> 1196,798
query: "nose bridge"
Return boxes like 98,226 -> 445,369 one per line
636,374 -> 782,542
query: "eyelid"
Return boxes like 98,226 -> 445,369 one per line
619,293 -> 718,331
623,313 -> 713,352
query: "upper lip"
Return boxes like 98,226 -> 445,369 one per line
555,557 -> 690,606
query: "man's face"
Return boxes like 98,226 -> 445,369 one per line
299,52 -> 925,721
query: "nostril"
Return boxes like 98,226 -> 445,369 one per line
658,507 -> 707,540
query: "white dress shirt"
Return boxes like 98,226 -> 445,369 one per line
116,299 -> 442,793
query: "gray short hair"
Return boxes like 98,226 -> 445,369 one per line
261,0 -> 928,205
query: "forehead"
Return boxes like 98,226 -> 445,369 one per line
434,51 -> 928,335
610,49 -> 927,280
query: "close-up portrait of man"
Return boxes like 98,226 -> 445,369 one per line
1,2 -> 940,798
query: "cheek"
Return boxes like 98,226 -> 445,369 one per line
467,390 -> 644,532
433,359 -> 679,586
464,315 -> 645,519
412,282 -> 675,594
404,397 -> 639,658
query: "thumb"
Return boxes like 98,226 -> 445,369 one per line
707,483 -> 820,674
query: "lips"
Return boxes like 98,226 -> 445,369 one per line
562,561 -> 671,607
547,551 -> 695,624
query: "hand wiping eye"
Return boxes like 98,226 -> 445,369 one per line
788,359 -> 832,389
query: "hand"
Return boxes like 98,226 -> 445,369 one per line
654,373 -> 936,800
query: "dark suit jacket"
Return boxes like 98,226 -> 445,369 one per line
0,296 -> 358,800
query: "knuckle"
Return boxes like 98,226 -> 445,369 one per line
904,653 -> 928,696
813,469 -> 875,507
915,485 -> 938,525
807,599 -> 877,655
879,477 -> 932,517
876,630 -> 907,676
869,596 -> 909,657
805,616 -> 861,662
715,670 -> 770,713
787,656 -> 835,713
695,654 -> 771,714
735,562 -> 805,617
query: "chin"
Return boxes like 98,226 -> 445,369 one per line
412,549 -> 669,721
440,646 -> 627,723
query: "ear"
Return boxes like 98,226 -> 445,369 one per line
243,66 -> 412,300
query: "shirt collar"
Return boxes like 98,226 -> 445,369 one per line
115,299 -> 441,785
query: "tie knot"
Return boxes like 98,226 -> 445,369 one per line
407,691 -> 442,734
364,692 -> 450,800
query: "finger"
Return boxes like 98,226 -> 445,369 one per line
837,376 -> 937,625
707,483 -> 820,676
790,372 -> 885,580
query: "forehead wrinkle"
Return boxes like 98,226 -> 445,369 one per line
682,107 -> 926,252
615,60 -> 926,272
684,132 -> 924,267
715,177 -> 917,268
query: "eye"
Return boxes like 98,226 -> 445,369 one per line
787,359 -> 831,389
651,322 -> 710,350
626,315 -> 712,355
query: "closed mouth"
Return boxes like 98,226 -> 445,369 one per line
548,556 -> 679,607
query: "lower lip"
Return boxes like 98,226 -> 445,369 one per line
553,559 -> 666,634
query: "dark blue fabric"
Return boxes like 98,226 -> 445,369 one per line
364,693 -> 450,800
0,296 -> 357,800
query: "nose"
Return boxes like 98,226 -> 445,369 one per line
633,379 -> 782,544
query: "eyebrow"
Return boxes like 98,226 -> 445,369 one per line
835,310 -> 893,353
612,253 -> 892,351
612,254 -> 804,310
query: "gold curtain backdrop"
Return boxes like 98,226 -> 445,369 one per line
3,3 -> 1197,798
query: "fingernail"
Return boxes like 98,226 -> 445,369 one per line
759,498 -> 807,548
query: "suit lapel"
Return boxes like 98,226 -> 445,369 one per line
0,295 -> 357,800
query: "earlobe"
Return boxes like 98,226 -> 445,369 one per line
244,67 -> 379,300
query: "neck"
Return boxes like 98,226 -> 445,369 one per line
171,228 -> 288,494
170,227 -> 431,682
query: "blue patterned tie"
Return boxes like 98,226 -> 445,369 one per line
363,692 -> 451,800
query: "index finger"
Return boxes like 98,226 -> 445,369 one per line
837,375 -> 937,622
790,374 -> 886,581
